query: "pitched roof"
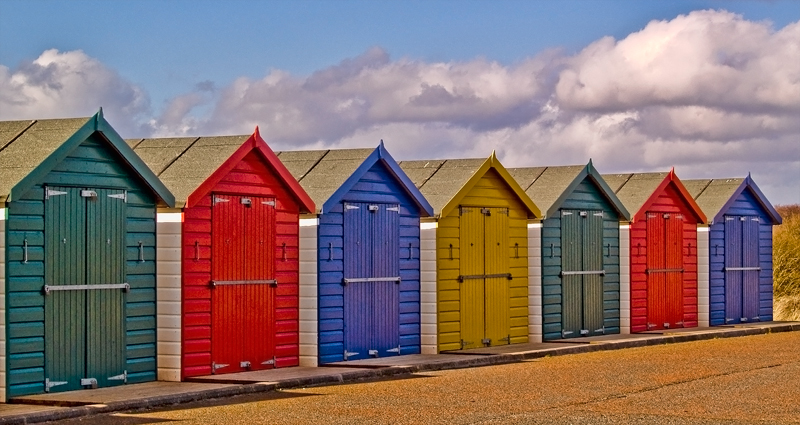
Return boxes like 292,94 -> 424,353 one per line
602,171 -> 705,223
399,153 -> 540,219
0,111 -> 174,206
685,176 -> 781,224
510,161 -> 630,220
277,143 -> 433,216
132,130 -> 314,211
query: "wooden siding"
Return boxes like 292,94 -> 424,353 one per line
527,223 -> 542,343
708,189 -> 774,325
1,209 -> 6,401
540,178 -> 621,341
156,213 -> 182,381
298,218 -> 318,366
420,224 -> 437,354
180,151 -> 301,378
317,162 -> 422,364
697,227 -> 710,327
619,225 -> 631,334
5,134 -> 158,398
437,169 -> 529,352
630,183 -> 699,333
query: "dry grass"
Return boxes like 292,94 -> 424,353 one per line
774,204 -> 800,320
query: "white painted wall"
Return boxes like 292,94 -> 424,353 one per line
298,218 -> 319,367
527,222 -> 543,343
697,226 -> 710,327
420,222 -> 438,354
1,208 -> 7,401
156,213 -> 183,382
619,224 -> 631,334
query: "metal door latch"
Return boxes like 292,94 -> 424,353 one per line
580,329 -> 589,336
80,190 -> 98,198
663,323 -> 670,329
740,317 -> 748,322
481,338 -> 491,346
45,378 -> 68,392
369,350 -> 379,357
108,370 -> 127,383
81,378 -> 98,388
240,361 -> 252,368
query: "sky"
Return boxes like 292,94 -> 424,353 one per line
1,0 -> 798,204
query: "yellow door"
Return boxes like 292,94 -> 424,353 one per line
484,208 -> 510,345
459,207 -> 484,349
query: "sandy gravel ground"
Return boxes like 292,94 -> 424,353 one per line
52,332 -> 800,424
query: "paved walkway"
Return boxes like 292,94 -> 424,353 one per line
1,322 -> 798,424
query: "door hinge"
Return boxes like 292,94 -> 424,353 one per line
261,357 -> 276,366
562,211 -> 573,216
45,188 -> 68,200
499,335 -> 511,344
344,203 -> 359,210
561,330 -> 574,338
459,339 -> 473,350
595,326 -> 606,334
108,370 -> 127,383
646,323 -> 656,330
387,346 -> 401,354
369,349 -> 379,357
676,321 -> 684,327
725,317 -> 733,324
213,196 -> 230,205
262,199 -> 276,207
593,212 -> 604,217
344,350 -> 359,359
387,205 -> 400,212
725,216 -> 735,221
108,192 -> 127,202
460,207 -> 473,215
212,362 -> 229,373
45,378 -> 68,392
81,377 -> 98,388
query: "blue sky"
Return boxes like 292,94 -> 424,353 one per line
0,0 -> 798,203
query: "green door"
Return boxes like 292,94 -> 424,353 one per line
44,186 -> 127,393
561,210 -> 604,338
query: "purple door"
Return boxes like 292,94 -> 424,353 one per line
724,216 -> 761,323
343,202 -> 400,360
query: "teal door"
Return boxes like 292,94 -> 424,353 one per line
44,187 -> 127,393
561,210 -> 605,338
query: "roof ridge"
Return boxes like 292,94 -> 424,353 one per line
156,136 -> 201,176
694,178 -> 715,200
298,149 -> 331,182
0,120 -> 37,154
418,159 -> 447,190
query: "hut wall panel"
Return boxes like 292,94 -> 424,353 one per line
1,209 -> 6,401
697,226 -> 710,327
156,213 -> 182,382
180,151 -> 300,378
5,135 -> 158,397
437,169 -> 529,351
420,223 -> 438,354
317,163 -> 421,364
298,218 -> 318,366
630,183 -> 699,333
708,188 -> 774,325
619,224 -> 631,334
540,178 -> 620,341
527,223 -> 542,343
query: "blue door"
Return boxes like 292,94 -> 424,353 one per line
724,216 -> 761,323
342,202 -> 400,360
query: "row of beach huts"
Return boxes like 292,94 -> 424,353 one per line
0,111 -> 782,400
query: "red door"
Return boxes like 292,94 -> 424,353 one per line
646,213 -> 684,330
211,194 -> 276,374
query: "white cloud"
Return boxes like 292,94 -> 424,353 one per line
1,11 -> 798,204
0,49 -> 150,135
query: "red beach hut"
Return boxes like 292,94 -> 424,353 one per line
603,171 -> 706,333
129,129 -> 314,379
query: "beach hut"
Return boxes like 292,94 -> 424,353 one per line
0,112 -> 174,400
276,143 -> 433,365
684,176 -> 781,326
129,129 -> 314,380
603,171 -> 706,333
509,162 -> 630,341
399,154 -> 541,352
